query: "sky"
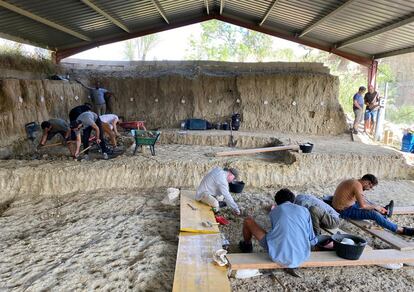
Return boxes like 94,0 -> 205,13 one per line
0,21 -> 307,61
69,23 -> 306,61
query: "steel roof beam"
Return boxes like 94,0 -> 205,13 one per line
336,15 -> 414,49
0,0 -> 91,41
215,14 -> 372,66
259,0 -> 280,26
375,45 -> 414,59
220,0 -> 225,15
0,31 -> 48,49
204,0 -> 209,15
151,0 -> 169,24
80,0 -> 130,33
299,0 -> 358,38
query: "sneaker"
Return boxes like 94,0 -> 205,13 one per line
219,201 -> 227,208
403,227 -> 414,236
238,240 -> 253,253
81,154 -> 90,161
352,129 -> 358,135
384,200 -> 394,218
103,153 -> 109,160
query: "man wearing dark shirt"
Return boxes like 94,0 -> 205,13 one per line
69,103 -> 92,122
364,85 -> 379,134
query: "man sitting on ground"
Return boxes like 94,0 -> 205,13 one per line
38,118 -> 71,149
239,188 -> 317,268
195,167 -> 241,215
100,114 -> 122,147
70,111 -> 109,160
332,174 -> 414,236
295,194 -> 340,235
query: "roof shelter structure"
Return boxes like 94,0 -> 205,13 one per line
0,0 -> 413,68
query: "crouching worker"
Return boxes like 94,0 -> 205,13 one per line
239,188 -> 317,268
195,167 -> 241,215
295,194 -> 340,235
70,111 -> 109,160
99,114 -> 122,147
333,174 -> 414,236
38,118 -> 71,148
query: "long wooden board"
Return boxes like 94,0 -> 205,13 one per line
214,145 -> 299,157
180,190 -> 219,234
349,220 -> 414,251
393,206 -> 414,215
227,249 -> 414,270
172,233 -> 231,292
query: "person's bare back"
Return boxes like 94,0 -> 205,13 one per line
332,179 -> 362,211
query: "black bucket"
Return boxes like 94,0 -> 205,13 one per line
299,143 -> 314,153
332,233 -> 367,260
25,122 -> 39,141
229,181 -> 245,193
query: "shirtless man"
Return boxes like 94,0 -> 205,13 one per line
332,174 -> 413,236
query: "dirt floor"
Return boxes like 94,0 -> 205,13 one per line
1,182 -> 414,291
1,131 -> 414,291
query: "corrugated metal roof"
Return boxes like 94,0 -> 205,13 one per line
0,0 -> 413,64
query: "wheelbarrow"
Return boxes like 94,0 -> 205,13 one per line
132,130 -> 161,156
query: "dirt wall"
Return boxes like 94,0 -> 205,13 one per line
0,62 -> 347,155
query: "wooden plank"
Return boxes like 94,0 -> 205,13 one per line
180,190 -> 219,234
393,206 -> 414,215
349,220 -> 414,251
214,145 -> 299,157
227,249 -> 414,270
173,233 -> 231,292
324,227 -> 373,250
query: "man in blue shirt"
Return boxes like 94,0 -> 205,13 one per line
239,189 -> 317,268
77,80 -> 111,115
352,86 -> 366,134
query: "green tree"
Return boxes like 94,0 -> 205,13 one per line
185,20 -> 273,62
123,34 -> 160,61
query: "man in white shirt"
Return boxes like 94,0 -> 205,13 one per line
195,167 -> 241,215
100,114 -> 122,147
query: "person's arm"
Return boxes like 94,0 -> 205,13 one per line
353,98 -> 362,110
307,212 -> 318,246
91,122 -> 101,144
217,181 -> 240,214
76,80 -> 93,90
64,128 -> 71,140
113,118 -> 120,136
355,188 -> 386,214
38,129 -> 48,147
74,132 -> 81,157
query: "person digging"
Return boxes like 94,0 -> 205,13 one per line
239,188 -> 317,270
332,174 -> 413,236
38,119 -> 71,150
70,111 -> 109,160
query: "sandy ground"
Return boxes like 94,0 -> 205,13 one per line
1,181 -> 414,291
1,131 -> 414,291
0,189 -> 179,291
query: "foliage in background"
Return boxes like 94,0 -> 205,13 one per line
186,20 -> 273,62
0,42 -> 55,73
123,34 -> 161,61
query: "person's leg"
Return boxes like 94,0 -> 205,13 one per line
82,127 -> 92,154
95,118 -> 108,153
353,109 -> 362,132
364,110 -> 370,133
320,212 -> 340,230
199,193 -> 219,209
370,111 -> 378,134
340,204 -> 398,232
242,216 -> 267,243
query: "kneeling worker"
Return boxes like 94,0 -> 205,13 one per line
195,167 -> 241,215
99,114 -> 122,147
239,189 -> 317,268
295,194 -> 340,235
